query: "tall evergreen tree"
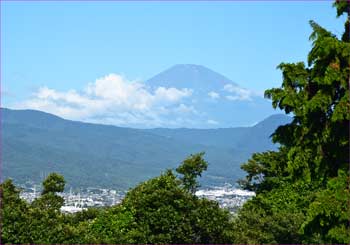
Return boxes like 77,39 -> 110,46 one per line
236,1 -> 350,243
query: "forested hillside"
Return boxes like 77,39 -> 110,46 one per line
2,108 -> 290,188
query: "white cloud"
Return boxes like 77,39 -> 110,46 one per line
208,91 -> 220,99
207,119 -> 219,125
223,84 -> 257,101
173,103 -> 197,114
154,87 -> 192,103
15,73 -> 194,127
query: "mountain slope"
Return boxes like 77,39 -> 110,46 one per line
2,108 -> 291,189
146,114 -> 291,154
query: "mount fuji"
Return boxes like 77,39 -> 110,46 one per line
146,64 -> 276,128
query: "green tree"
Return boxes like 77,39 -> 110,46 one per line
32,172 -> 65,210
0,175 -> 78,244
27,173 -> 70,243
263,3 -> 349,183
0,156 -> 233,244
239,148 -> 290,193
235,1 -> 350,243
85,154 -> 233,244
81,205 -> 135,244
42,172 -> 65,194
176,152 -> 208,194
302,170 -> 350,243
0,179 -> 30,244
233,181 -> 315,243
119,169 -> 234,243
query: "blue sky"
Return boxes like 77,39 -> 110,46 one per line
1,1 -> 346,127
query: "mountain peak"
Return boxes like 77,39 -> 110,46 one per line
146,64 -> 237,90
170,64 -> 212,70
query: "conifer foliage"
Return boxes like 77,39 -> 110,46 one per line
236,1 -> 350,243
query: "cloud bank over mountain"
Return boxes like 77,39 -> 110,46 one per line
15,74 -> 194,127
14,64 -> 276,128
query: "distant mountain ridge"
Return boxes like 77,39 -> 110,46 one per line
146,114 -> 291,153
2,108 -> 291,190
